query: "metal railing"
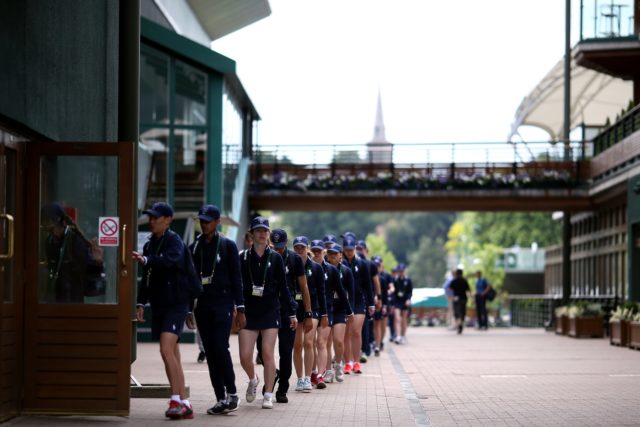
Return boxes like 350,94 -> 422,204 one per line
593,103 -> 640,155
509,294 -> 618,328
580,0 -> 635,40
253,141 -> 586,166
250,141 -> 588,192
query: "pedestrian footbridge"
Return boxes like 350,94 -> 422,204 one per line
249,141 -> 592,212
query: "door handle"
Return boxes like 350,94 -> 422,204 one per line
121,224 -> 127,266
0,214 -> 14,260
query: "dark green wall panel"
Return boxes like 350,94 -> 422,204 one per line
0,0 -> 119,141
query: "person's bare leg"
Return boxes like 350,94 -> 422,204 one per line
351,314 -> 364,362
293,324 -> 305,378
316,324 -> 330,374
303,319 -> 318,376
260,328 -> 278,393
332,324 -> 346,364
159,332 -> 186,397
239,329 -> 259,380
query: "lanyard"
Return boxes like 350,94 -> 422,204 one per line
199,233 -> 222,280
49,226 -> 71,284
245,247 -> 271,287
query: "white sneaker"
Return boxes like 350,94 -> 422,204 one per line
295,378 -> 304,392
246,376 -> 259,403
302,377 -> 312,392
262,394 -> 274,409
335,364 -> 344,382
324,369 -> 335,383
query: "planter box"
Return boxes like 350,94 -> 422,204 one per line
568,316 -> 604,338
555,315 -> 568,335
629,322 -> 640,350
610,320 -> 629,347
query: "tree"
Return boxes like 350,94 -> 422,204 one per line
407,237 -> 447,288
365,234 -> 398,272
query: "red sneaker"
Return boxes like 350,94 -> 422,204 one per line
165,400 -> 185,419
344,363 -> 352,375
316,376 -> 327,389
353,362 -> 362,374
310,372 -> 318,386
182,403 -> 194,419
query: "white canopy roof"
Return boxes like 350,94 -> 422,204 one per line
509,57 -> 633,141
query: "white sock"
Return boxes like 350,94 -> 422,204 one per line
181,399 -> 190,407
250,375 -> 258,384
304,376 -> 310,381
170,394 -> 181,403
264,392 -> 273,399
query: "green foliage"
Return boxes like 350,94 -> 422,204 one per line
456,212 -> 561,248
383,213 -> 454,263
276,211 -> 388,241
365,234 -> 398,272
406,237 -> 447,288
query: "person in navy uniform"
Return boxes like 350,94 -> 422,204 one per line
310,240 -> 352,384
189,205 -> 246,415
355,240 -> 381,363
291,236 -> 328,392
133,202 -> 194,420
392,263 -> 413,344
263,228 -> 312,403
238,217 -> 297,409
371,255 -> 391,355
341,235 -> 374,375
326,243 -> 355,382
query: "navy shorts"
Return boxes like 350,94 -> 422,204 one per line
332,312 -> 347,325
373,309 -> 385,320
353,302 -> 366,315
151,305 -> 189,341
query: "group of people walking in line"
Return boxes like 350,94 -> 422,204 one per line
133,202 -> 414,419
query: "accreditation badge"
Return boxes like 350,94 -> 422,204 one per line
295,293 -> 303,301
252,285 -> 264,297
201,277 -> 211,285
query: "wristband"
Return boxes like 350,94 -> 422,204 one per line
304,311 -> 313,319
236,306 -> 245,314
376,294 -> 382,299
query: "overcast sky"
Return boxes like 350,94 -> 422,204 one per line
212,1 -> 579,148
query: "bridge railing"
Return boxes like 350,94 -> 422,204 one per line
250,141 -> 589,191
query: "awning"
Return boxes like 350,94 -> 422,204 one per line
187,0 -> 271,41
509,57 -> 633,141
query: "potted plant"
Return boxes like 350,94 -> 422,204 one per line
567,302 -> 604,338
629,312 -> 640,350
609,302 -> 638,347
554,306 -> 568,335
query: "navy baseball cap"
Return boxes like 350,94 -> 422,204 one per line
310,240 -> 324,250
343,237 -> 356,250
42,202 -> 66,225
327,244 -> 342,253
271,228 -> 288,248
356,240 -> 367,249
371,255 -> 382,265
292,236 -> 309,247
197,204 -> 220,222
250,216 -> 270,231
397,263 -> 407,271
341,231 -> 356,239
143,202 -> 174,218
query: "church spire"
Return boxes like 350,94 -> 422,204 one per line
371,90 -> 388,143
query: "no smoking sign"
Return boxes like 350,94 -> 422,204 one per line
98,217 -> 120,246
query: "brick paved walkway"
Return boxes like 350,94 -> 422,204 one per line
7,327 -> 640,426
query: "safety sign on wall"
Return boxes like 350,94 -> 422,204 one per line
98,217 -> 120,246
